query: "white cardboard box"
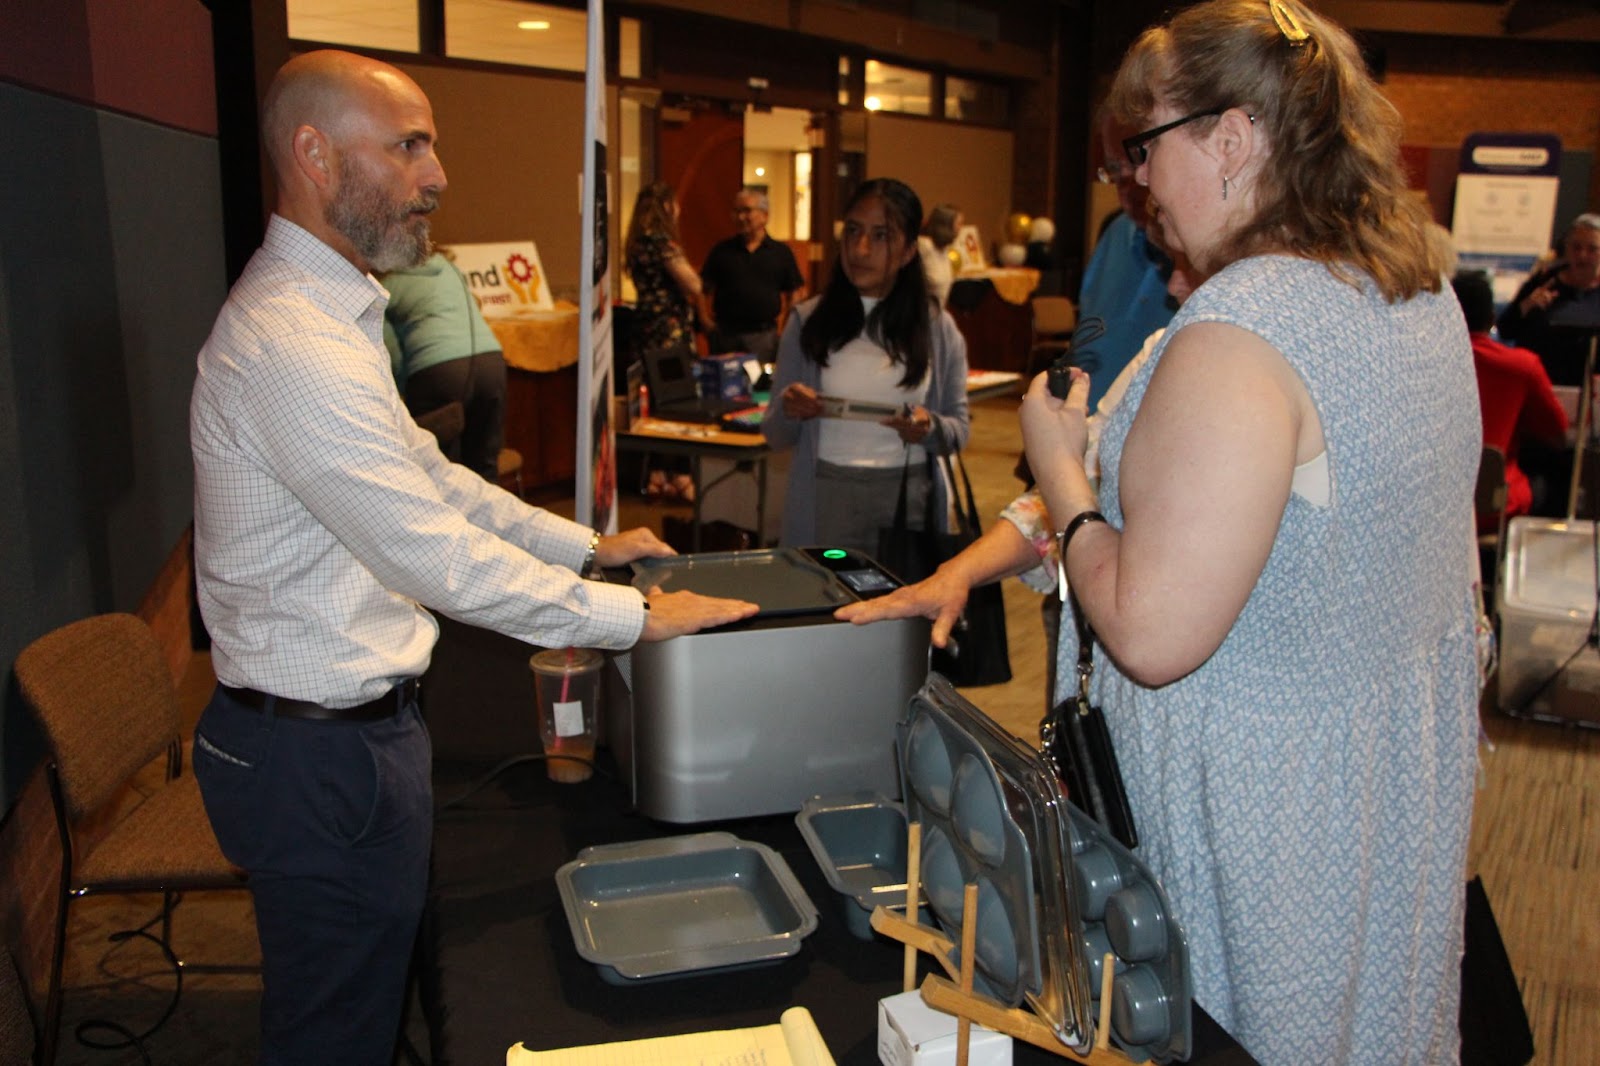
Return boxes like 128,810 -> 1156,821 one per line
877,990 -> 1012,1066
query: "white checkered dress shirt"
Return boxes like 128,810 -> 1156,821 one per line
192,216 -> 643,708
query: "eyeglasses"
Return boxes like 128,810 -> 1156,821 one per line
1096,161 -> 1136,185
1122,108 -> 1223,167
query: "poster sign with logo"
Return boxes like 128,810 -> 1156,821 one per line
953,224 -> 987,273
576,0 -> 615,532
1450,132 -> 1562,306
444,241 -> 555,312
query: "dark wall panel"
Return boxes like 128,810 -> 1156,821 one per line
0,82 -> 226,807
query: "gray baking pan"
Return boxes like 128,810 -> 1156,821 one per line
556,831 -> 819,984
795,792 -> 930,939
899,675 -> 1191,1062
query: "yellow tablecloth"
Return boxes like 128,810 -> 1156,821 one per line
487,301 -> 580,373
955,267 -> 1039,305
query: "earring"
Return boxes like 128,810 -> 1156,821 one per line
1222,174 -> 1230,201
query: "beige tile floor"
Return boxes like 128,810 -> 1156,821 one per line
40,394 -> 1600,1064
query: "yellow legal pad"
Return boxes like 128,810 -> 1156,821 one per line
506,1006 -> 835,1066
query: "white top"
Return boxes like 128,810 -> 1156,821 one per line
818,297 -> 930,468
191,215 -> 644,708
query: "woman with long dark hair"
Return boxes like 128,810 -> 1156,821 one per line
762,178 -> 970,554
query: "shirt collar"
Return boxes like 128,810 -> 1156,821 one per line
263,214 -> 390,320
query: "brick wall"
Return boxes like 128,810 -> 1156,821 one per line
1382,36 -> 1600,214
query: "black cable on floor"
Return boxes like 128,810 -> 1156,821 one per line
72,923 -> 184,1065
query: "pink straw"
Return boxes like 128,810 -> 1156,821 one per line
560,645 -> 575,702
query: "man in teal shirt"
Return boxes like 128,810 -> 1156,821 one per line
383,251 -> 506,480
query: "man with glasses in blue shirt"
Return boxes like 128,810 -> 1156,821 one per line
1074,110 -> 1179,408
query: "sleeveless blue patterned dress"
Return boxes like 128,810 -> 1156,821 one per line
1069,256 -> 1481,1064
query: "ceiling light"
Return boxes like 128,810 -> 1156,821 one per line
517,19 -> 550,30
865,96 -> 882,111
754,166 -> 766,177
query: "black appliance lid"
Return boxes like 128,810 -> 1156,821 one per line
629,548 -> 861,618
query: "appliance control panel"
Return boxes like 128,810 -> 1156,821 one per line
801,547 -> 903,600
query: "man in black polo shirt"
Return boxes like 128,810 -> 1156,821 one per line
700,186 -> 805,360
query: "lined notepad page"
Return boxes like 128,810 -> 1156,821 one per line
506,1007 -> 834,1066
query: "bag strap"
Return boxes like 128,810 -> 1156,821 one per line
937,451 -> 983,539
1039,535 -> 1098,753
889,449 -> 913,535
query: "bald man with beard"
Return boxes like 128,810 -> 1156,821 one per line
189,51 -> 755,1064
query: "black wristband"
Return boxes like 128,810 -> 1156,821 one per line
1058,510 -> 1108,557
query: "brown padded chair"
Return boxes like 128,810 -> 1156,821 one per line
13,613 -> 246,1066
497,446 -> 525,496
0,943 -> 32,1066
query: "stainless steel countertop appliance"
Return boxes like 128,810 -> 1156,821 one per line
607,547 -> 931,823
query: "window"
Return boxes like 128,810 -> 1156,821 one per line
445,0 -> 586,71
618,17 -> 641,79
945,76 -> 1008,125
287,0 -> 418,51
287,0 -> 602,73
864,60 -> 931,116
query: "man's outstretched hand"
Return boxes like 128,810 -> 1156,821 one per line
596,527 -> 676,567
640,586 -> 759,641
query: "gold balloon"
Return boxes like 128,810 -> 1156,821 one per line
1004,212 -> 1032,245
947,247 -> 963,273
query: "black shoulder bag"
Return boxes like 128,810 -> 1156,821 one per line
1041,513 -> 1138,849
876,450 -> 1012,687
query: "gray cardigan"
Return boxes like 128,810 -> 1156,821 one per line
762,296 -> 971,546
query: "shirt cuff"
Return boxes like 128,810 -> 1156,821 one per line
575,579 -> 650,650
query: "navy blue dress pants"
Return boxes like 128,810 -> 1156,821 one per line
194,686 -> 432,1066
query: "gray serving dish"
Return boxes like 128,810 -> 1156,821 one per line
556,831 -> 819,984
795,792 -> 930,939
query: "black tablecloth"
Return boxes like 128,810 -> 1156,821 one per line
418,619 -> 1257,1065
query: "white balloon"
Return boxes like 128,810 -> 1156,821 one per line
997,242 -> 1027,266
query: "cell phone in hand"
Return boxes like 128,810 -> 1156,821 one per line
1047,353 -> 1074,399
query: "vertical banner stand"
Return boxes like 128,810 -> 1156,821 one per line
576,0 -> 617,532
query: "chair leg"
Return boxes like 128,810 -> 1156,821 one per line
40,764 -> 74,1066
40,897 -> 67,1066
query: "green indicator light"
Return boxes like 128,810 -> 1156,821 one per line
823,549 -> 847,559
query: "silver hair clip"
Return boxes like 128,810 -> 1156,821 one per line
1271,1 -> 1311,46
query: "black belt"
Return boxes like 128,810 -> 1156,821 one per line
221,679 -> 419,721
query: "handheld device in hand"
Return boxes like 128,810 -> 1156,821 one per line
1048,353 -> 1074,399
